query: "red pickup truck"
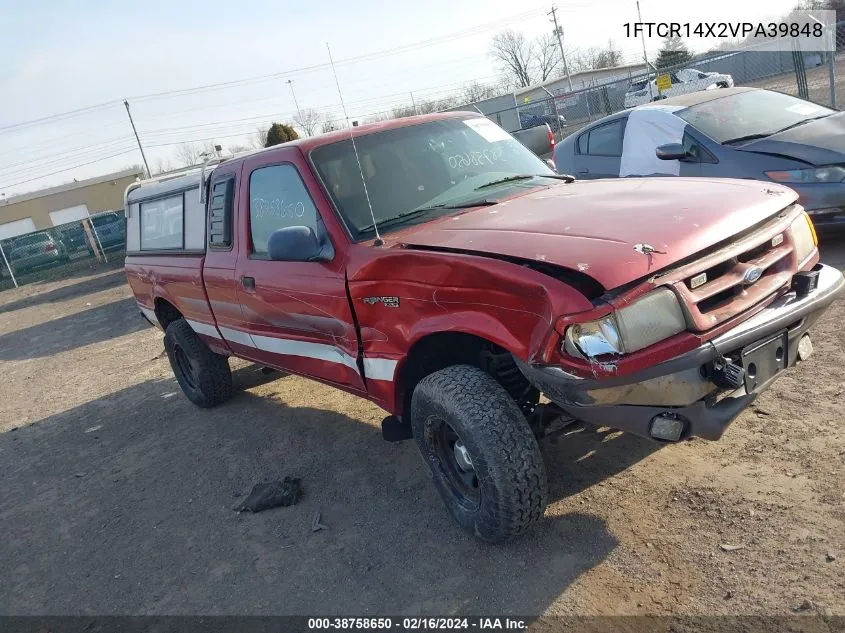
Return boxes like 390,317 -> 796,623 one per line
125,112 -> 844,542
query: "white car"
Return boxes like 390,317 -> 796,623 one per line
624,68 -> 734,108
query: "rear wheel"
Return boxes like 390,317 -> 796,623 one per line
411,364 -> 548,542
164,319 -> 232,408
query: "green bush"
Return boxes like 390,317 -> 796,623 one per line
265,123 -> 299,147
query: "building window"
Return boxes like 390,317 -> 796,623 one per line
140,194 -> 184,250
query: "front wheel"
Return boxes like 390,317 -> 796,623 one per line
411,364 -> 548,542
164,318 -> 233,408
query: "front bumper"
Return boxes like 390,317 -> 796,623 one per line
517,264 -> 845,442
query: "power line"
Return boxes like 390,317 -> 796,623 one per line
0,148 -> 138,190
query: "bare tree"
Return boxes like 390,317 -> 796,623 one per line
490,30 -> 534,88
251,126 -> 269,149
570,41 -> 623,73
460,81 -> 503,104
321,115 -> 343,133
174,142 -> 216,167
535,34 -> 562,82
151,158 -> 173,175
227,144 -> 251,155
293,108 -> 322,137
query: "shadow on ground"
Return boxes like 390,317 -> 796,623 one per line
0,270 -> 128,314
0,365 -> 621,616
0,298 -> 145,360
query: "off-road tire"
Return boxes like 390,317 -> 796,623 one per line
411,364 -> 548,542
164,318 -> 232,408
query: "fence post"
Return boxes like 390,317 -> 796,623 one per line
82,219 -> 104,263
542,88 -> 562,140
0,240 -> 18,288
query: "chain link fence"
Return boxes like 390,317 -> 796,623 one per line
481,21 -> 845,143
0,210 -> 126,291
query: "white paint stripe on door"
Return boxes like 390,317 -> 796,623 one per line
186,319 -> 222,339
250,333 -> 361,373
215,324 -> 398,382
218,326 -> 254,347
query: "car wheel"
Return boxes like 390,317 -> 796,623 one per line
411,364 -> 548,542
164,318 -> 233,408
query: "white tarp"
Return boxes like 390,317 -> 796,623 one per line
49,204 -> 90,226
619,106 -> 688,177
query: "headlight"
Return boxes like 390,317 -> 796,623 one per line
765,166 -> 845,184
790,212 -> 818,263
564,288 -> 686,358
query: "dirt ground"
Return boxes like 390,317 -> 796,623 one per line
0,238 -> 843,618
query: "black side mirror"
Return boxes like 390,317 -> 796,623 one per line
656,143 -> 690,161
267,226 -> 331,262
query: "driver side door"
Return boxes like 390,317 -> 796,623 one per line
233,150 -> 365,394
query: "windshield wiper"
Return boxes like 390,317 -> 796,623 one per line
721,133 -> 773,145
474,173 -> 574,190
358,199 -> 498,234
770,113 -> 833,135
722,114 -> 834,145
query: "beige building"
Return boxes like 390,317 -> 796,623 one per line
0,168 -> 143,240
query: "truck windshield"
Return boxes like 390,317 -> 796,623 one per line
310,117 -> 553,241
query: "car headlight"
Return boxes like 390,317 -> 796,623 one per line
790,212 -> 818,263
765,166 -> 845,184
564,288 -> 686,358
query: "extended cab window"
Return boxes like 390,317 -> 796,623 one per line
585,121 -> 623,156
248,164 -> 318,256
140,195 -> 183,250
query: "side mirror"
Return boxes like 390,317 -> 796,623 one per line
267,226 -> 330,262
545,158 -> 558,173
655,143 -> 690,161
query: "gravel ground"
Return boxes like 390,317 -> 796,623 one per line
0,238 -> 843,617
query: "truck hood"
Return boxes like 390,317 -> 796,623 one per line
735,111 -> 845,165
390,177 -> 798,290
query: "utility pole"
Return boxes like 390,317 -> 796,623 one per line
410,91 -> 418,115
287,79 -> 305,135
549,6 -> 573,92
123,99 -> 150,179
636,1 -> 655,101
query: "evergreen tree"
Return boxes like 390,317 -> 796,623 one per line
264,123 -> 299,147
655,36 -> 693,69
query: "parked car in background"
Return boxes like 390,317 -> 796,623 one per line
555,87 -> 845,228
519,110 -> 566,134
88,212 -> 126,254
5,232 -> 70,275
623,68 -> 734,108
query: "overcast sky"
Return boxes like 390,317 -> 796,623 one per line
0,0 -> 799,196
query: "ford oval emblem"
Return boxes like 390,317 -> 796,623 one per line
743,266 -> 763,284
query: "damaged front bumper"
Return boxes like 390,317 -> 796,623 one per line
517,263 -> 845,442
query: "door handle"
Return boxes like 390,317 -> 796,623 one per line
578,168 -> 589,174
240,276 -> 255,290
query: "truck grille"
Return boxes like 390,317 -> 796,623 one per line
667,206 -> 804,332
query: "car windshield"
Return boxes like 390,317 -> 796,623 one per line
628,81 -> 648,92
311,117 -> 554,241
675,90 -> 835,144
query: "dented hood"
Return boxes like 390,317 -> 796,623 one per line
391,177 -> 797,290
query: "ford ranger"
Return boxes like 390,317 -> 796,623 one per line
124,112 -> 844,542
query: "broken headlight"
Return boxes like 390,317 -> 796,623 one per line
563,288 -> 686,358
